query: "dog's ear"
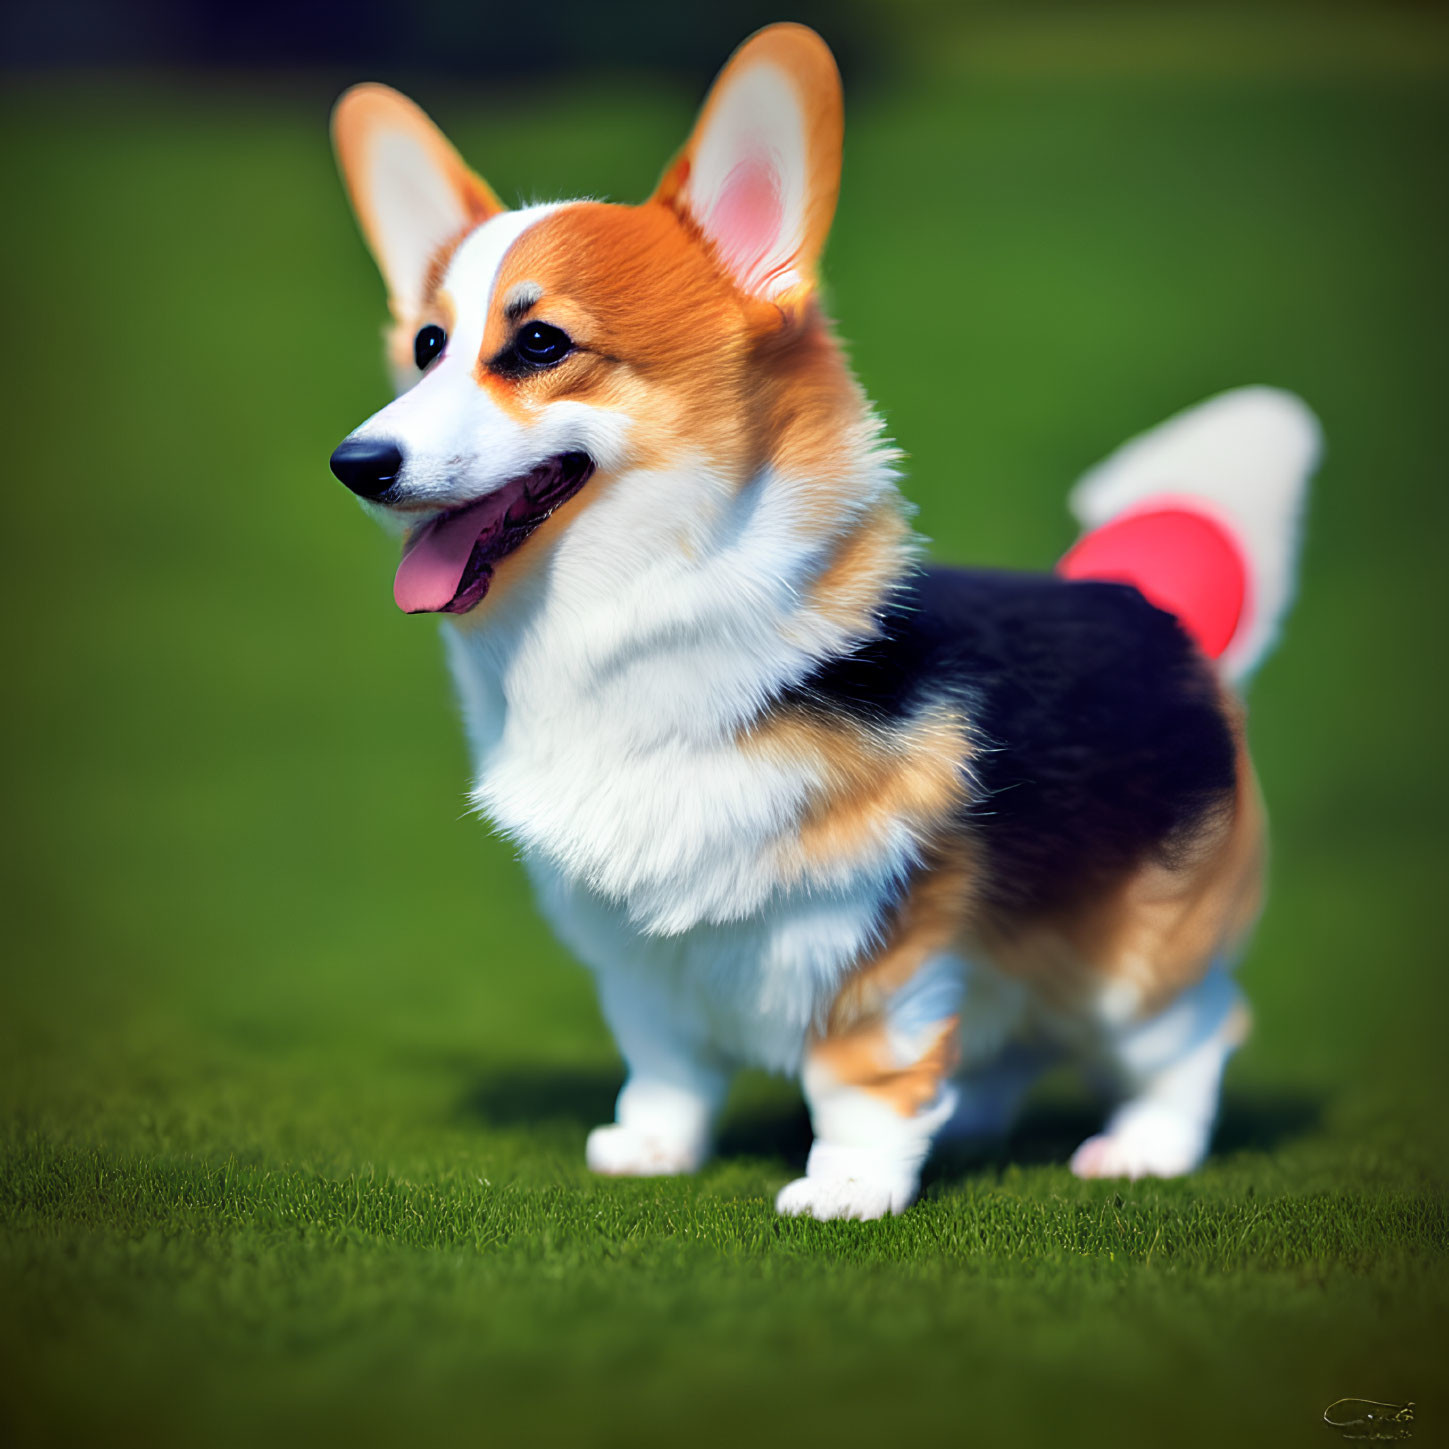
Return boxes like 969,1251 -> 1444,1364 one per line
653,24 -> 843,312
331,84 -> 505,319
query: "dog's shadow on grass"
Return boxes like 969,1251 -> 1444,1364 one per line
927,1086 -> 1325,1187
459,1063 -> 815,1156
460,1067 -> 1322,1175
460,1064 -> 620,1135
459,1064 -> 815,1158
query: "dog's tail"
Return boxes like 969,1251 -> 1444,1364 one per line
1058,386 -> 1322,686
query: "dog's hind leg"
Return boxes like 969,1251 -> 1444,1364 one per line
1070,967 -> 1248,1180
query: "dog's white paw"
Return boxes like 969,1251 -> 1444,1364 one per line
1070,1110 -> 1208,1180
585,1123 -> 707,1177
775,1172 -> 917,1221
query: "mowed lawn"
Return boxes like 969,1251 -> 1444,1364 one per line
2,20 -> 1446,1449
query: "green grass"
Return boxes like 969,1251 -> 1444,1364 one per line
2,10 -> 1447,1447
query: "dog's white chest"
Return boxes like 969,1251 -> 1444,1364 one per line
526,854 -> 885,1072
442,631 -> 894,1070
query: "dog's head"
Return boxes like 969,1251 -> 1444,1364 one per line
330,24 -> 847,617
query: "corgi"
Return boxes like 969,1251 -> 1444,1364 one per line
327,23 -> 1320,1219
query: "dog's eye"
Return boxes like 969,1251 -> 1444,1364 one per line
514,322 -> 572,369
414,324 -> 447,371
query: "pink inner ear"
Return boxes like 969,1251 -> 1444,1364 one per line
705,154 -> 784,285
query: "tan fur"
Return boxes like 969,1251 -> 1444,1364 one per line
471,204 -> 884,500
751,314 -> 899,538
811,1018 -> 961,1117
743,706 -> 971,880
808,723 -> 1262,1105
830,846 -> 979,1029
805,504 -> 916,636
970,742 -> 1265,1017
401,196 -> 887,615
802,847 -> 975,1114
474,202 -> 750,461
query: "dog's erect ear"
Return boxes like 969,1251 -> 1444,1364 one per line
653,24 -> 843,310
331,84 -> 505,319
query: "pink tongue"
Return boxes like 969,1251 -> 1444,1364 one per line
394,497 -> 497,613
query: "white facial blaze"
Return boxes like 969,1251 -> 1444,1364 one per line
342,203 -> 630,516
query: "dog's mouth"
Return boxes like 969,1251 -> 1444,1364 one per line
393,452 -> 594,615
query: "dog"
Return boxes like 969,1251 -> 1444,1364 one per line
327,23 -> 1320,1219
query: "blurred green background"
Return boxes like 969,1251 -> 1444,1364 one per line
1,3 -> 1446,1446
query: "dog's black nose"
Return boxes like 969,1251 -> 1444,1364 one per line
330,438 -> 404,499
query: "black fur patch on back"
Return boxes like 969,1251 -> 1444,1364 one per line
781,566 -> 1239,916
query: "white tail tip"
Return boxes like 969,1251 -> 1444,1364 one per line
1070,386 -> 1323,683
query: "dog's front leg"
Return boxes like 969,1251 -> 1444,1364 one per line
585,966 -> 732,1178
777,953 -> 964,1221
